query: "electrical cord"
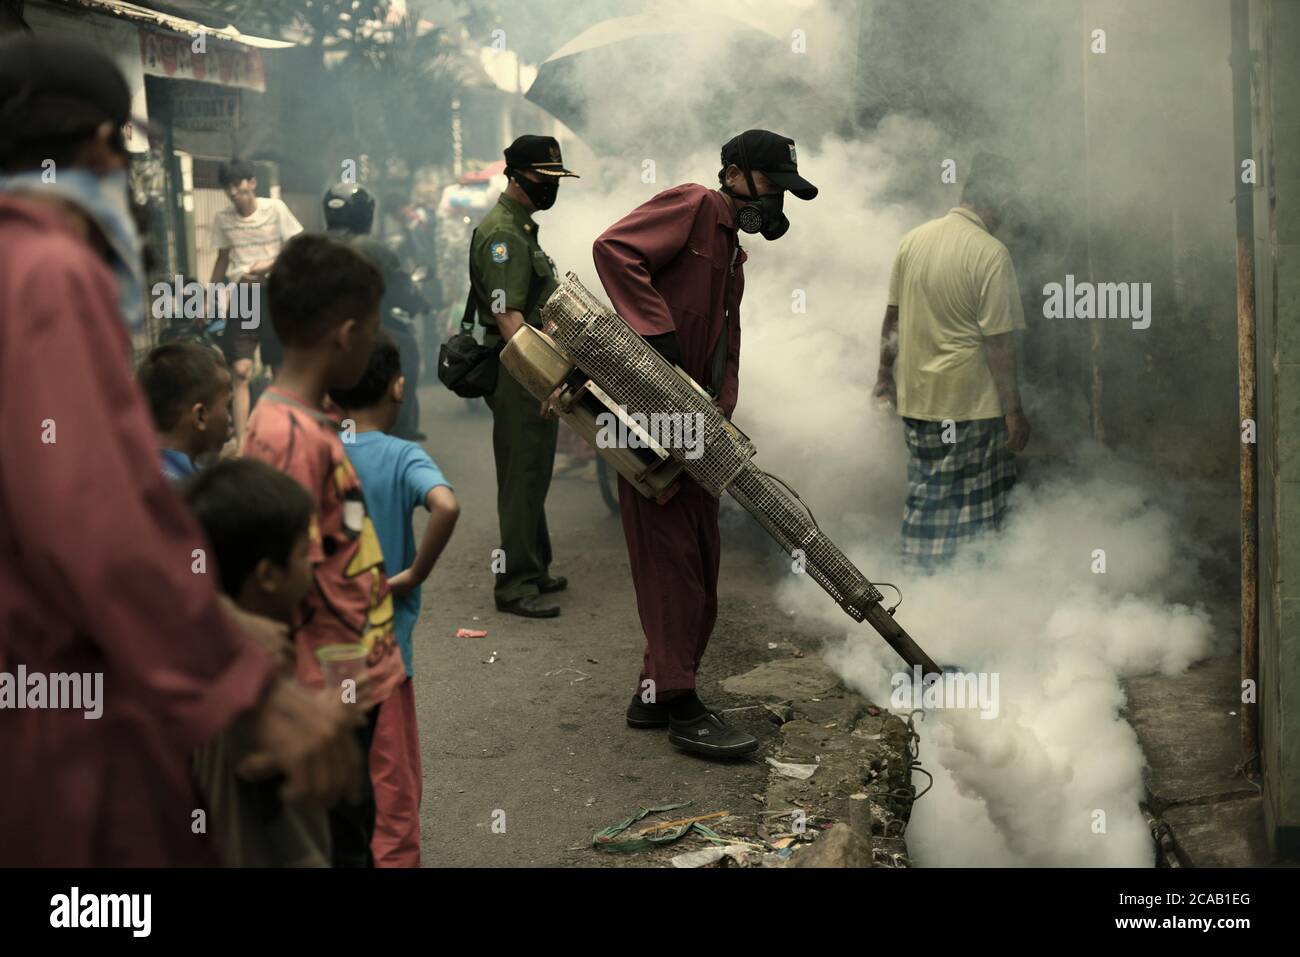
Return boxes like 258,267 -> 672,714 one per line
902,709 -> 933,802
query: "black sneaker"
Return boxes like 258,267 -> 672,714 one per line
538,575 -> 568,594
626,695 -> 670,728
667,712 -> 758,758
626,695 -> 723,729
496,595 -> 561,618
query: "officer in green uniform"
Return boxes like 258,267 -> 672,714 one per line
469,135 -> 578,618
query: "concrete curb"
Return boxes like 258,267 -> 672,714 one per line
723,656 -> 919,867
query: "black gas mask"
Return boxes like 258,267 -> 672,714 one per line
723,152 -> 788,240
511,169 -> 559,211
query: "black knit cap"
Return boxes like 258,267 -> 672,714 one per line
0,35 -> 132,158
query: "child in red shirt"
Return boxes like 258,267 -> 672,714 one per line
243,234 -> 408,866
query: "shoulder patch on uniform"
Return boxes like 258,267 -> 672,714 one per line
490,241 -> 510,263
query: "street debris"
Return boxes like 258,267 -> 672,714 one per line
785,823 -> 872,868
456,627 -> 488,638
545,667 -> 590,683
482,651 -> 499,664
766,757 -> 819,780
763,703 -> 795,725
592,802 -> 732,853
670,845 -> 751,868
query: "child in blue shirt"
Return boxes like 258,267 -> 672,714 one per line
329,330 -> 458,866
137,341 -> 233,482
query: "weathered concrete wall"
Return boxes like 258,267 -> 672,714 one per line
1078,0 -> 1236,476
1250,0 -> 1300,856
856,0 -> 1239,481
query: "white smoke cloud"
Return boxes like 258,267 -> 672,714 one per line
819,467 -> 1214,866
526,2 -> 1218,866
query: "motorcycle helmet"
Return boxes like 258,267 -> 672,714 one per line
323,182 -> 376,235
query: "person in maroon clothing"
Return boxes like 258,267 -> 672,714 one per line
0,35 -> 361,866
592,130 -> 817,758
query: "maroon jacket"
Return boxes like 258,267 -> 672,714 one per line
592,184 -> 748,416
0,194 -> 276,865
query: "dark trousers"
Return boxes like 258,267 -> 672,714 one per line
386,318 -> 421,438
618,475 -> 720,695
328,704 -> 380,868
484,363 -> 558,603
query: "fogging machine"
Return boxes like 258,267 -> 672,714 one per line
500,273 -> 941,678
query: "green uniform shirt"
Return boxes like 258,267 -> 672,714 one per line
469,194 -> 558,329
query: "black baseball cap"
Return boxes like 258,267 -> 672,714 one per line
0,35 -> 137,158
721,129 -> 817,200
504,135 -> 579,178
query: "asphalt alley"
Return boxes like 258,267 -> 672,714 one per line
406,383 -> 793,867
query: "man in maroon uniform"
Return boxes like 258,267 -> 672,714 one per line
592,130 -> 817,758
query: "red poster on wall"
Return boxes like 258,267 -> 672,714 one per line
139,29 -> 267,92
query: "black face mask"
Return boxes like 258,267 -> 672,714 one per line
512,171 -> 558,211
723,172 -> 788,240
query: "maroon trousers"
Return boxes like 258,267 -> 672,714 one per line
618,475 -> 721,695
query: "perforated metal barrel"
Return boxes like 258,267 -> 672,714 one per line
541,274 -> 939,675
543,277 -> 754,497
727,465 -> 884,618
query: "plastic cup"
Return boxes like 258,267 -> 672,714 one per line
316,644 -> 369,701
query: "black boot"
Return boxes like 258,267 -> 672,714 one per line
496,595 -> 560,618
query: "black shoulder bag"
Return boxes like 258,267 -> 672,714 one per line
438,288 -> 500,398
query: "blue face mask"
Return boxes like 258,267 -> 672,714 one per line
0,167 -> 146,331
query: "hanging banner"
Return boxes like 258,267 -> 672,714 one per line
139,29 -> 268,92
170,84 -> 241,133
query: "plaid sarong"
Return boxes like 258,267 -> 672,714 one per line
900,416 -> 1016,570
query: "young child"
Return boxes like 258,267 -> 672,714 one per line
329,330 -> 460,867
242,232 -> 405,868
137,341 -> 233,481
185,458 -> 330,866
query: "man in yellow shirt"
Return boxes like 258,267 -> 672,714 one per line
873,153 -> 1030,569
